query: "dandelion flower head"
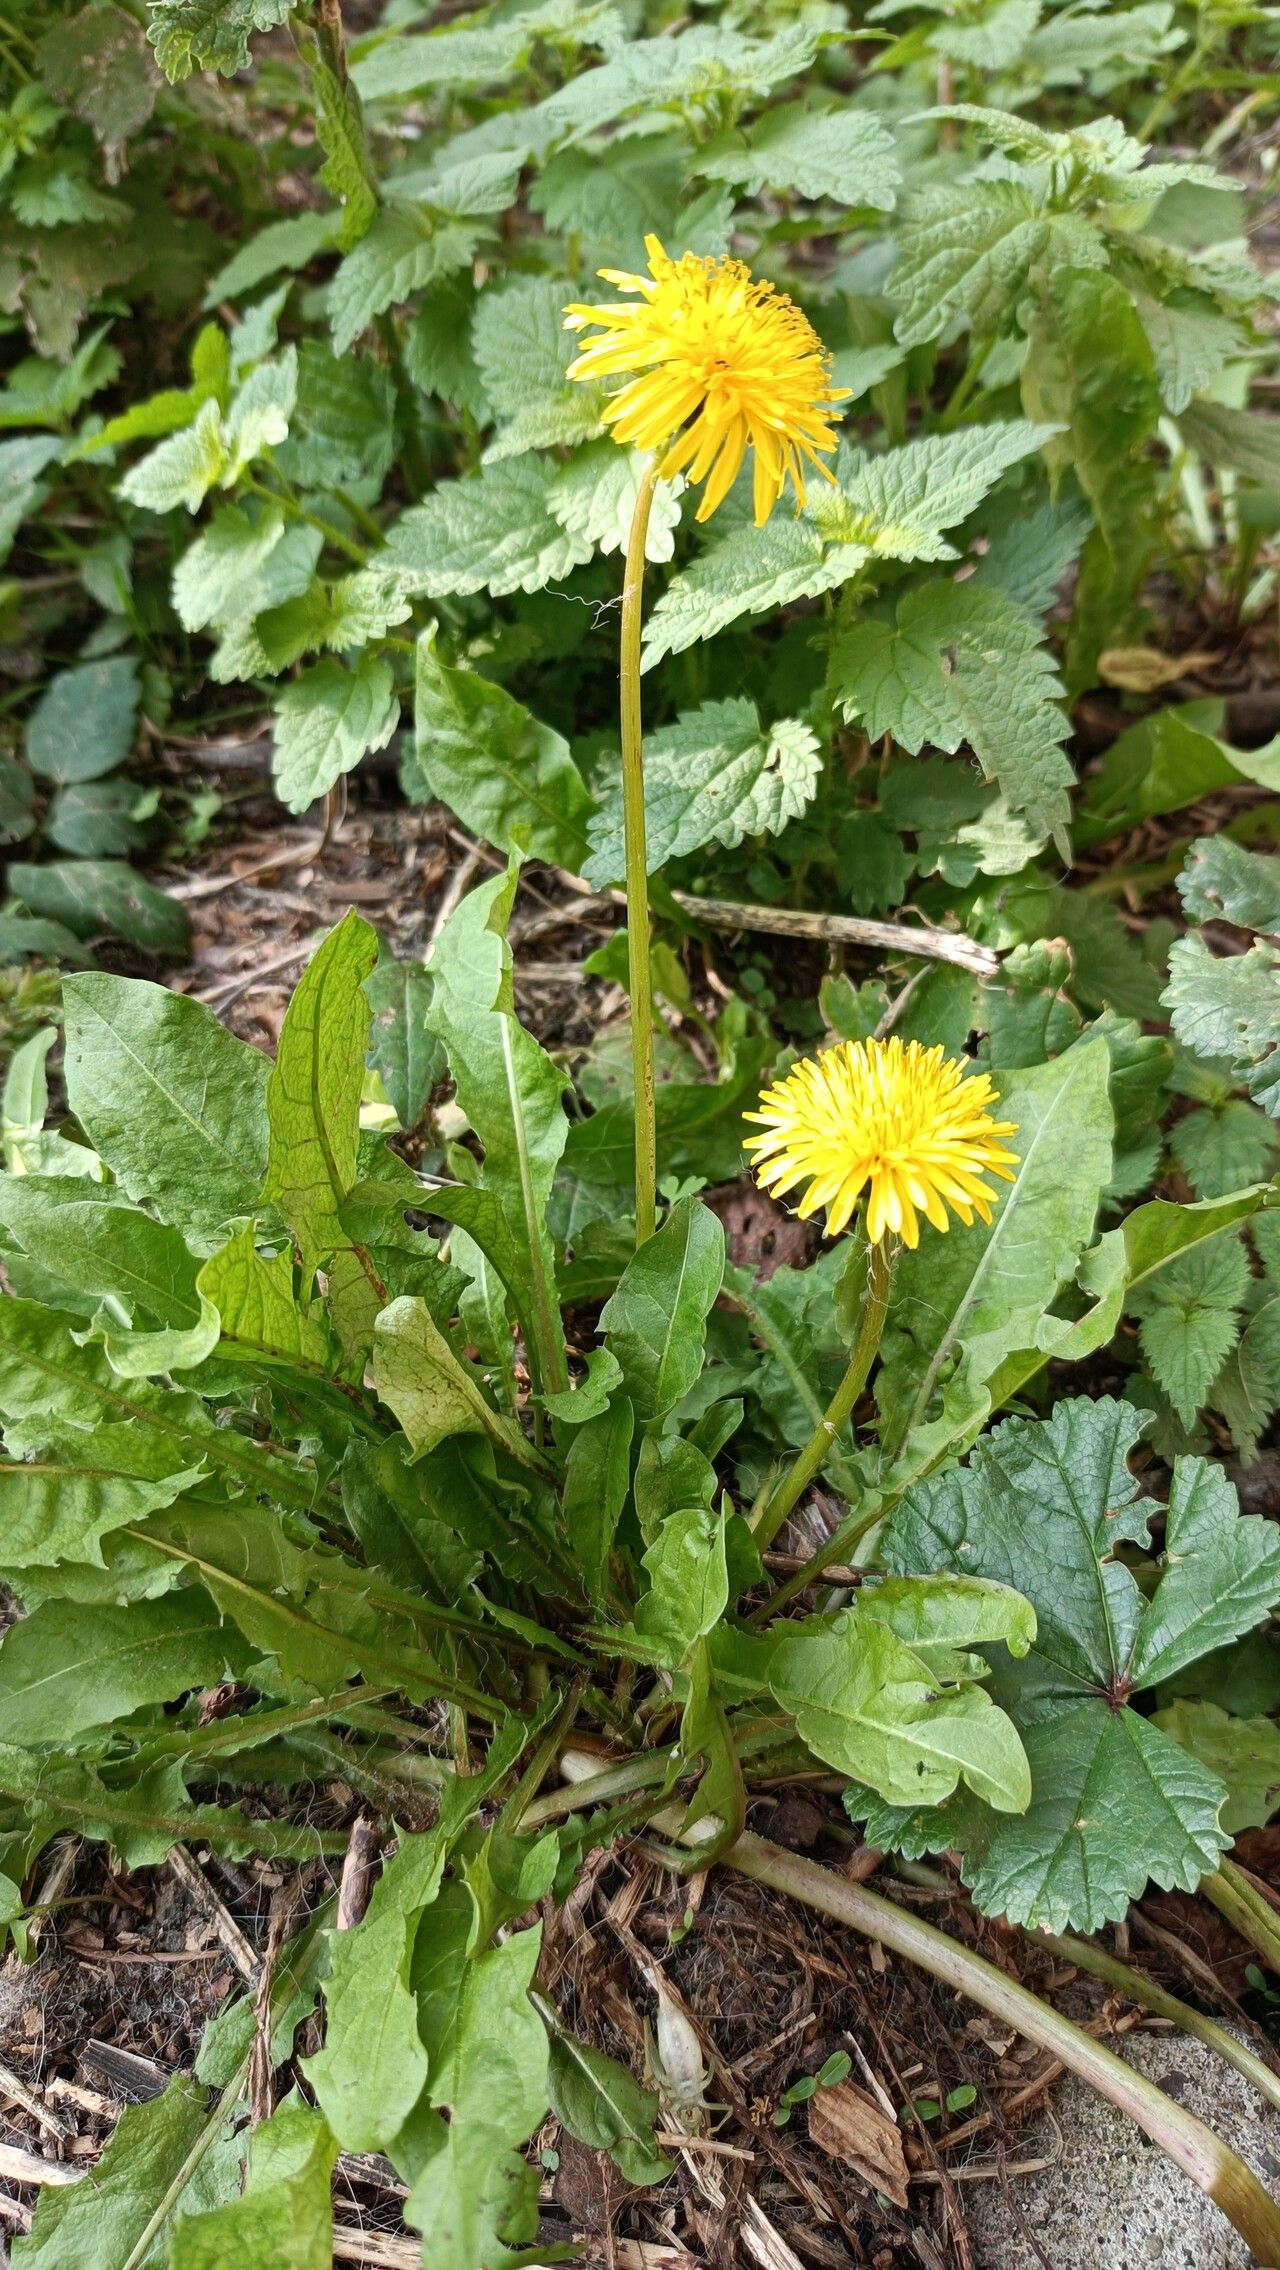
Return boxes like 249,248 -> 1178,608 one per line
744,1037 -> 1018,1249
564,235 -> 848,527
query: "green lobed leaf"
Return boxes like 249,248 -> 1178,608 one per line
583,698 -> 821,888
12,2071 -> 235,2266
1151,1699 -> 1280,1836
1178,835 -> 1280,934
197,1225 -> 338,1374
1164,935 -> 1280,1117
0,1592 -> 247,1747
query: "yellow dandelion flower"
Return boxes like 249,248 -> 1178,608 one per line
563,234 -> 848,527
744,1037 -> 1019,1250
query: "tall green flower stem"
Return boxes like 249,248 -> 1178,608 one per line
646,1815 -> 1280,2267
751,1237 -> 892,1556
619,459 -> 660,1244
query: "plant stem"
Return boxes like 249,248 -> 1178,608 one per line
651,1820 -> 1280,2267
752,1238 -> 892,1556
1203,1858 -> 1280,1974
1041,1923 -> 1280,2119
619,458 -> 660,1245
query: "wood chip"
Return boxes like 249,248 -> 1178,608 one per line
806,2078 -> 910,2210
0,2143 -> 81,2191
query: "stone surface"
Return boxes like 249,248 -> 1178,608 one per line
965,2021 -> 1280,2270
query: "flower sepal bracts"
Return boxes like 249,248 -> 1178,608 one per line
564,234 -> 848,527
745,1036 -> 1019,1250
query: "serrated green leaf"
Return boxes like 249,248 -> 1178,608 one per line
382,454 -> 594,599
832,580 -> 1072,853
697,100 -> 899,208
1169,1103 -> 1277,1200
304,1836 -> 441,2152
472,273 -> 603,459
0,1429 -> 204,1573
408,625 -> 592,869
63,974 -> 270,1243
118,395 -> 226,513
1164,934 -> 1280,1116
1152,1699 -> 1280,1836
890,180 -> 1106,348
148,0 -> 295,81
172,501 -> 285,633
548,441 -> 684,561
1132,1234 -> 1248,1426
583,698 -> 820,887
1178,835 -> 1280,934
205,211 -> 339,305
272,654 -> 399,814
328,208 -> 487,356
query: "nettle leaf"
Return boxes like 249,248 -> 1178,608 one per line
1178,835 -> 1280,934
696,100 -> 899,208
877,1042 -> 1113,1466
774,1606 -> 1031,1813
867,1397 -> 1280,1931
1130,1233 -> 1249,1428
351,0 -> 621,102
472,275 -> 603,460
272,654 -> 400,815
583,698 -> 820,887
1169,1103 -> 1278,1201
408,625 -> 593,871
328,210 -> 489,356
148,0 -> 295,82
890,180 -> 1106,348
173,500 -> 286,633
548,442 -> 684,563
601,1195 -> 725,1427
382,454 -> 594,600
832,580 -> 1072,856
118,394 -> 226,513
642,422 -> 1048,666
1133,291 -> 1245,417
25,654 -> 138,785
63,974 -> 270,1244
1164,935 -> 1280,1118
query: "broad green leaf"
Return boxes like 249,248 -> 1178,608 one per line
204,211 -> 338,304
329,209 -> 488,356
890,180 -> 1105,348
63,974 -> 270,1243
0,1592 -> 245,1746
859,1573 -> 1036,1675
148,0 -> 294,80
13,2072 -> 236,2267
1179,400 -> 1280,485
341,1435 -> 481,1603
276,340 -> 396,490
272,654 -> 400,814
877,1042 -> 1113,1462
696,99 -> 898,206
832,581 -> 1072,856
408,625 -> 593,870
46,779 -> 149,860
427,867 -> 570,1391
172,500 -> 286,633
9,862 -> 187,954
1152,1700 -> 1280,1835
197,1225 -> 338,1373
1169,1104 -> 1277,1200
561,1393 -> 633,1609
170,2095 -> 336,2270
372,1295 -> 537,1470
0,1430 -> 204,1572
381,455 -> 594,600
583,699 -> 820,887
874,1395 -> 1280,1928
472,274 -> 603,459
772,1610 -> 1030,1811
1073,703 -> 1255,848
305,1837 -> 439,2152
0,1180 -> 201,1335
351,0 -> 621,102
364,955 -> 445,1131
1131,1234 -> 1248,1426
545,2023 -> 670,2188
633,1502 -> 730,1668
264,911 -> 381,1333
1164,935 -> 1280,1116
117,396 -> 226,513
0,435 -> 62,563
24,655 -> 138,784
548,442 -> 684,562
1178,834 -> 1280,933
601,1196 -> 725,1426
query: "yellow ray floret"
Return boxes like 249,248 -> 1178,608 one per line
564,234 -> 848,527
744,1037 -> 1019,1250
